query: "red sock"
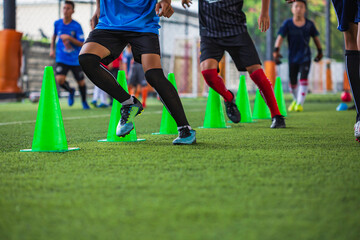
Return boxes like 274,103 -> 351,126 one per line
201,69 -> 233,102
250,69 -> 281,118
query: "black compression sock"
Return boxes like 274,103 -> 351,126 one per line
79,85 -> 87,102
60,81 -> 72,92
78,54 -> 131,103
345,50 -> 360,121
145,68 -> 189,127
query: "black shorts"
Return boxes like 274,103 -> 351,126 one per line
200,32 -> 261,71
289,61 -> 311,85
332,0 -> 360,31
85,29 -> 160,64
129,62 -> 147,87
55,62 -> 84,81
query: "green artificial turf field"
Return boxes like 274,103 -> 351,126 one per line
0,94 -> 359,240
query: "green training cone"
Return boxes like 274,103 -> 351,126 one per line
200,87 -> 229,128
274,76 -> 287,117
21,66 -> 79,152
235,75 -> 255,123
152,73 -> 178,135
252,89 -> 271,119
99,70 -> 145,142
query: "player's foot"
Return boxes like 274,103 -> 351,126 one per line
173,127 -> 196,145
82,101 -> 90,110
116,97 -> 143,137
288,100 -> 296,112
354,121 -> 360,142
68,88 -> 75,106
295,104 -> 303,112
224,91 -> 241,123
270,115 -> 286,128
90,100 -> 97,108
98,103 -> 109,108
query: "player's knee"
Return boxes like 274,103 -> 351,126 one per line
200,59 -> 218,71
78,54 -> 101,71
246,64 -> 261,74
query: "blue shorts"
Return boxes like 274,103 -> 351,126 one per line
332,0 -> 360,31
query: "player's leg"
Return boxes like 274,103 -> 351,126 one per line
78,30 -> 131,104
200,37 -> 234,102
344,22 -> 360,140
142,53 -> 195,144
227,32 -> 284,128
91,86 -> 100,107
127,32 -> 195,144
200,37 -> 240,123
295,62 -> 310,111
72,66 -> 89,109
288,63 -> 299,111
137,66 -> 148,108
140,81 -> 148,108
247,64 -> 284,128
98,89 -> 108,108
55,63 -> 75,106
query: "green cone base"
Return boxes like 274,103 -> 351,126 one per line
20,147 -> 80,153
198,126 -> 230,129
152,132 -> 177,135
98,139 -> 145,143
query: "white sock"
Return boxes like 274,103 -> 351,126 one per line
177,125 -> 192,131
297,79 -> 308,105
121,96 -> 134,105
290,85 -> 298,101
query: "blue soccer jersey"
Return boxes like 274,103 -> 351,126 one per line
54,19 -> 84,66
278,18 -> 319,64
95,0 -> 160,34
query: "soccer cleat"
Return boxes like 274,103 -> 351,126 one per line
68,88 -> 75,106
354,121 -> 360,142
270,115 -> 286,128
82,101 -> 90,110
98,103 -> 109,108
116,97 -> 143,137
173,128 -> 196,145
224,90 -> 241,123
295,104 -> 303,112
90,100 -> 97,107
288,100 -> 296,112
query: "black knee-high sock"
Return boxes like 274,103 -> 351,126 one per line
78,54 -> 131,103
60,81 -> 72,92
79,85 -> 87,102
145,68 -> 189,127
345,50 -> 360,121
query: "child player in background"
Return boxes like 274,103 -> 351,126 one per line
274,0 -> 322,112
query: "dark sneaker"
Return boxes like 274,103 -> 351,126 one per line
116,97 -> 143,137
270,115 -> 286,128
68,88 -> 75,106
173,127 -> 196,145
82,101 -> 90,110
224,91 -> 241,123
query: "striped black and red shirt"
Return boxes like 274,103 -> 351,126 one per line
199,0 -> 247,37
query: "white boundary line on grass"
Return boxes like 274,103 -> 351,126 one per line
0,109 -> 202,126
